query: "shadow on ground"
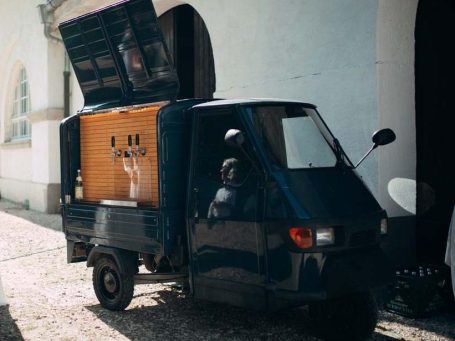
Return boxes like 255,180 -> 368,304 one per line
86,288 -> 320,340
85,288 -> 406,340
0,199 -> 61,232
0,305 -> 24,341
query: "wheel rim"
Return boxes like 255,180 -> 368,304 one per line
99,266 -> 120,300
103,270 -> 118,294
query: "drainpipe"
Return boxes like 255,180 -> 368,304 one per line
38,0 -> 66,43
38,0 -> 70,117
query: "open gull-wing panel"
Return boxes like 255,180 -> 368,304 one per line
59,0 -> 179,111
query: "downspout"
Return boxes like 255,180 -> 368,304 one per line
38,0 -> 70,117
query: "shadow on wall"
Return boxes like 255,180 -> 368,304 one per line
0,305 -> 24,341
383,177 -> 418,268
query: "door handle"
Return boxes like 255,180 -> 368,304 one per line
192,187 -> 199,223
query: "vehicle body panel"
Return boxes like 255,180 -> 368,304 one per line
182,102 -> 391,309
59,0 -> 392,313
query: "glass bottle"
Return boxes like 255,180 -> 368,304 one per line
75,169 -> 84,200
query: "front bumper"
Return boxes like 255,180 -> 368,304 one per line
267,246 -> 393,310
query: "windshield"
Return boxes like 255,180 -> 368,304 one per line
245,104 -> 344,169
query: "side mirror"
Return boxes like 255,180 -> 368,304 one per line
372,128 -> 396,147
224,128 -> 262,175
354,128 -> 396,168
224,129 -> 245,147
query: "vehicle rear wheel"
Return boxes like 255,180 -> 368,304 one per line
309,290 -> 378,341
93,256 -> 134,311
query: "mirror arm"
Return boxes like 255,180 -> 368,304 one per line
354,144 -> 378,169
239,145 -> 263,176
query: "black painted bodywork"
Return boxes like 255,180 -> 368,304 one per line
183,102 -> 391,309
60,102 -> 392,311
59,0 -> 392,312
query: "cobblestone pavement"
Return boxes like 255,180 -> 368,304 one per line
0,199 -> 454,341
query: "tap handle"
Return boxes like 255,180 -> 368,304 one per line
128,135 -> 132,147
111,136 -> 115,148
135,134 -> 139,146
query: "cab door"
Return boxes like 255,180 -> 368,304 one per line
187,108 -> 266,308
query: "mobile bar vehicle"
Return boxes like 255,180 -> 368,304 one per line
59,0 -> 395,339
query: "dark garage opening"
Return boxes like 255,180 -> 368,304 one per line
415,0 -> 455,264
159,5 -> 216,99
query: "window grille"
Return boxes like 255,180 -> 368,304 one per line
11,68 -> 31,139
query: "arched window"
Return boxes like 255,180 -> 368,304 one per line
11,67 -> 31,139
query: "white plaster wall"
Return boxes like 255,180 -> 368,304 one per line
47,120 -> 62,183
377,0 -> 418,217
0,3 -> 65,111
0,0 -> 49,170
0,178 -> 51,212
32,121 -> 49,184
31,120 -> 61,184
0,0 -> 65,210
193,0 -> 380,195
0,144 -> 32,181
0,0 -> 54,115
0,0 -> 44,189
47,43 -> 65,109
69,64 -> 84,114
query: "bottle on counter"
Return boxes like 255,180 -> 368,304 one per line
75,169 -> 84,200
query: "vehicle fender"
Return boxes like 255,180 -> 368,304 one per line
320,246 -> 393,298
87,246 -> 138,275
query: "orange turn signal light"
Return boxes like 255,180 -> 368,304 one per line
288,227 -> 313,249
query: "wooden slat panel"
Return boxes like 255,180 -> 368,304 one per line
80,106 -> 160,206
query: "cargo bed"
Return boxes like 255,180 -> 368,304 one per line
63,202 -> 162,254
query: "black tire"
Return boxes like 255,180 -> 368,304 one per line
92,256 -> 134,311
309,291 -> 378,341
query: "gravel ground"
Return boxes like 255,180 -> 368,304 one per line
0,199 -> 454,341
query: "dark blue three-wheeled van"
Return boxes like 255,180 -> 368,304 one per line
59,0 -> 395,339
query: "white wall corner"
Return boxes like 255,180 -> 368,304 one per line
30,112 -> 63,184
376,0 -> 418,217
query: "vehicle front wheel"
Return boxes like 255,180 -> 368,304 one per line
93,256 -> 134,311
309,290 -> 378,341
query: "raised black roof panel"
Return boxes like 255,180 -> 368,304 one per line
59,0 -> 179,111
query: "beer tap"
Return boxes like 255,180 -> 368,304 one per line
111,136 -> 122,164
125,134 -> 133,157
135,133 -> 139,159
135,133 -> 146,158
